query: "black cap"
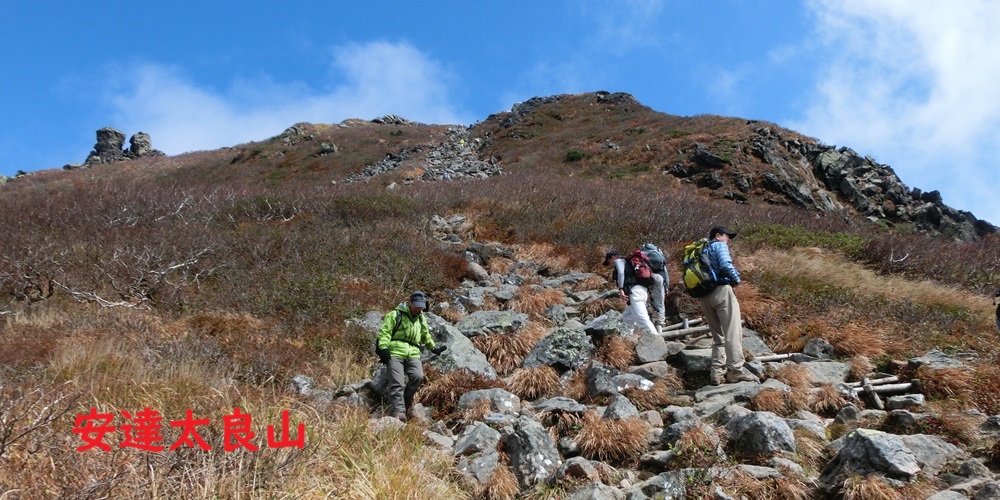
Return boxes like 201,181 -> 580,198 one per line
709,226 -> 737,239
409,291 -> 427,309
602,249 -> 620,266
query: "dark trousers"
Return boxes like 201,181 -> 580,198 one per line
386,357 -> 424,416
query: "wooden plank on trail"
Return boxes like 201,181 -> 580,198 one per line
661,325 -> 711,339
663,317 -> 704,331
850,381 -> 916,396
846,376 -> 899,388
756,353 -> 792,363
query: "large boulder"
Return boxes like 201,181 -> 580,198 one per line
455,310 -> 529,337
725,411 -> 796,456
819,429 -> 921,493
423,313 -> 497,378
501,416 -> 562,489
458,388 -> 521,415
453,421 -> 501,456
522,326 -> 593,373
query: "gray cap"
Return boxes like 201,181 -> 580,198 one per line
409,290 -> 427,308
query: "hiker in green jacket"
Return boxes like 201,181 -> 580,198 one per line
376,291 -> 445,421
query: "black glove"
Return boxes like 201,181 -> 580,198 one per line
430,345 -> 447,355
376,348 -> 391,365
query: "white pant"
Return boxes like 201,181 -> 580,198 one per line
622,284 -> 657,335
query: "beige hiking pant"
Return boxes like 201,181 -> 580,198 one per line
699,284 -> 744,378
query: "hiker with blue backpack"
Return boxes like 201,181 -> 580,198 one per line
695,227 -> 755,385
375,290 -> 446,421
603,249 -> 658,336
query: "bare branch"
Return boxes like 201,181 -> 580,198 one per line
0,382 -> 83,459
889,248 -> 910,263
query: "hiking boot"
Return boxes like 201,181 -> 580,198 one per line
395,413 -> 407,422
724,371 -> 757,384
710,376 -> 724,386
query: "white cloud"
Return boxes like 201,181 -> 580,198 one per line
104,41 -> 469,155
575,0 -> 666,54
793,0 -> 1000,223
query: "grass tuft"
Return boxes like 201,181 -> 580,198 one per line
807,383 -> 848,416
621,379 -> 673,412
507,366 -> 562,401
575,411 -> 648,463
417,368 -> 506,422
478,454 -> 520,499
593,335 -> 635,370
472,323 -> 548,376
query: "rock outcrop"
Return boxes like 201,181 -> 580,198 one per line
69,127 -> 165,169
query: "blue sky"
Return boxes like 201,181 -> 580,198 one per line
3,1 -> 1000,224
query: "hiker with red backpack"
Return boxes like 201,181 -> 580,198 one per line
603,249 -> 657,336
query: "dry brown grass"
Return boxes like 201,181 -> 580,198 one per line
767,364 -> 813,414
593,335 -> 635,370
916,366 -> 975,400
561,369 -> 588,402
935,412 -> 981,445
750,389 -> 792,416
417,368 -> 506,421
516,243 -> 573,275
746,247 -> 993,316
621,379 -> 674,412
438,305 -> 466,324
840,474 -> 902,500
570,275 -> 606,292
772,364 -> 811,390
823,322 -> 892,358
508,287 -> 566,316
733,283 -> 785,333
472,323 -> 548,376
507,366 -> 562,401
581,297 -> 616,320
575,411 -> 649,463
807,384 -> 848,416
486,257 -> 516,276
539,409 -> 584,441
4,355 -> 466,499
715,469 -> 812,500
792,428 -> 829,474
849,355 -> 874,381
462,398 -> 494,424
478,455 -> 519,500
970,365 -> 1000,415
669,424 -> 724,470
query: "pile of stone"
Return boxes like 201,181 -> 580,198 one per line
343,127 -> 501,184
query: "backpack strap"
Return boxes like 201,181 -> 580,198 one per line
389,310 -> 423,348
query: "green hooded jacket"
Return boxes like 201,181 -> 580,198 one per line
377,303 -> 435,359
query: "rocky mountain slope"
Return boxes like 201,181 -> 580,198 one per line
470,92 -> 994,241
0,91 -> 997,497
282,216 -> 1000,499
